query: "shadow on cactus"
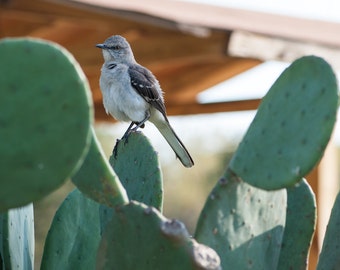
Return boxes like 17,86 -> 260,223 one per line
1,36 -> 339,270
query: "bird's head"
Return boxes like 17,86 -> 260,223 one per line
96,35 -> 135,63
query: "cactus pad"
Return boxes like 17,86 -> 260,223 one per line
317,191 -> 340,270
229,56 -> 338,190
277,179 -> 316,269
72,128 -> 128,207
0,38 -> 93,210
109,132 -> 163,211
41,189 -> 101,270
195,170 -> 287,269
0,204 -> 34,270
97,201 -> 220,270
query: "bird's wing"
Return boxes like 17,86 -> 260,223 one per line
128,64 -> 167,117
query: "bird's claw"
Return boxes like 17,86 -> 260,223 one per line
114,121 -> 145,158
112,138 -> 121,158
121,130 -> 132,145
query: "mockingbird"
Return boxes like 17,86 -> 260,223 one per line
96,35 -> 194,168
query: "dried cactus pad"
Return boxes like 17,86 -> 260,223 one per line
0,38 -> 93,211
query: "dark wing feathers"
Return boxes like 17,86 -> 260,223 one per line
128,64 -> 167,116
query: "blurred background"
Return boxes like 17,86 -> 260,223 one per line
2,0 -> 340,269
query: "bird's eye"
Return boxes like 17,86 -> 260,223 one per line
112,45 -> 121,50
107,63 -> 116,69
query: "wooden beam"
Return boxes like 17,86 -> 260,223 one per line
94,99 -> 261,122
69,0 -> 340,47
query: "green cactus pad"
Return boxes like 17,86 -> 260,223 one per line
109,132 -> 163,211
97,201 -> 221,270
72,128 -> 128,207
229,56 -> 338,190
41,189 -> 102,270
0,38 -> 93,211
277,179 -> 316,269
0,204 -> 34,270
317,191 -> 340,270
194,170 -> 287,269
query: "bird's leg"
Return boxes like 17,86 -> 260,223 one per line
131,111 -> 150,132
119,112 -> 150,148
131,120 -> 146,132
113,122 -> 136,158
122,121 -> 136,140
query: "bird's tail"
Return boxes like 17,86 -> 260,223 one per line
154,120 -> 194,168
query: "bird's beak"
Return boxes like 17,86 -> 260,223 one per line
96,44 -> 105,49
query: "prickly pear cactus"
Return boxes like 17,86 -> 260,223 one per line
277,179 -> 316,269
109,132 -> 163,211
41,193 -> 220,270
43,131 -> 166,269
0,38 -> 93,211
0,204 -> 34,270
194,170 -> 287,269
229,56 -> 338,190
72,128 -> 128,207
2,37 -> 336,270
96,132 -> 164,242
97,201 -> 221,270
41,189 -> 102,270
317,191 -> 340,270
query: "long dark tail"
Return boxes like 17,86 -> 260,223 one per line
154,120 -> 194,168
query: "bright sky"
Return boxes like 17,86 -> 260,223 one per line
197,61 -> 290,103
181,0 -> 340,23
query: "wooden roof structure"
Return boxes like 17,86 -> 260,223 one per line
0,0 -> 255,120
0,0 -> 334,121
2,0 -> 340,121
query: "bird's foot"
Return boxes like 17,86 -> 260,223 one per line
121,130 -> 132,145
